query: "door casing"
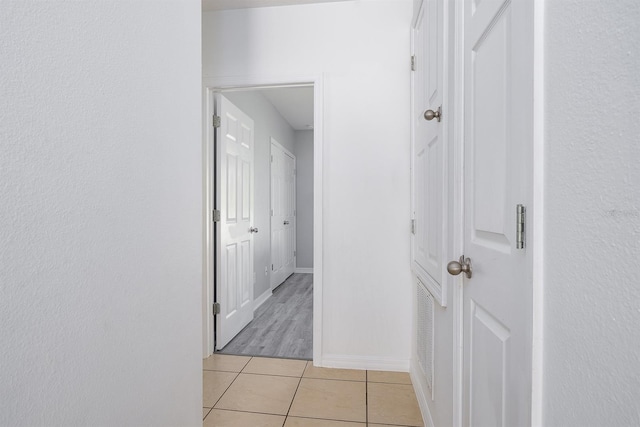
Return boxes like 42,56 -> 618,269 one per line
202,75 -> 324,365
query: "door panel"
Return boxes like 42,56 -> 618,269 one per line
470,300 -> 511,427
470,4 -> 511,250
216,94 -> 255,350
463,0 -> 533,426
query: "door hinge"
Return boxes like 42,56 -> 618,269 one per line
516,204 -> 526,249
271,155 -> 274,162
294,250 -> 296,257
272,264 -> 274,271
213,302 -> 221,315
213,115 -> 221,128
212,209 -> 221,222
411,55 -> 416,71
411,219 -> 416,235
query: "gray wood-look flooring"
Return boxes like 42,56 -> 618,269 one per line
218,273 -> 313,360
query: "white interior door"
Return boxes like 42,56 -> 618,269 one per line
412,0 -> 447,306
216,94 -> 255,350
462,0 -> 533,425
271,139 -> 296,289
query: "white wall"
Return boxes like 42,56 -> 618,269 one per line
0,2 -> 202,425
543,1 -> 640,426
203,0 -> 414,367
294,130 -> 314,269
223,91 -> 296,299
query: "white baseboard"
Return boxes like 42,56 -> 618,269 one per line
319,354 -> 410,372
253,290 -> 272,312
294,267 -> 314,274
410,358 -> 436,427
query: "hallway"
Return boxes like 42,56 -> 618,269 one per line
219,273 -> 313,360
203,354 -> 424,426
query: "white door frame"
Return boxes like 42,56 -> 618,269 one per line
202,74 -> 324,365
452,1 -> 465,425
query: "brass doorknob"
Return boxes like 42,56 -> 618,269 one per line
249,227 -> 259,233
447,256 -> 472,279
423,106 -> 442,122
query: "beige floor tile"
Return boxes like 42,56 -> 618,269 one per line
284,417 -> 365,426
215,373 -> 299,415
203,354 -> 252,372
203,371 -> 237,407
242,356 -> 307,377
289,378 -> 366,422
303,362 -> 366,381
367,383 -> 424,427
367,370 -> 412,384
203,409 -> 285,427
203,407 -> 212,420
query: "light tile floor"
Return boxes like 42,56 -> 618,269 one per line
203,354 -> 424,427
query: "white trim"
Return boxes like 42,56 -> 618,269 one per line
320,354 -> 409,372
270,137 -> 294,159
411,361 -> 436,427
531,0 -> 546,425
312,77 -> 324,366
452,0 -> 466,425
201,74 -> 324,368
202,87 -> 215,358
294,267 -> 313,274
253,289 -> 272,312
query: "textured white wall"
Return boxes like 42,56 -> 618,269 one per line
543,1 -> 640,425
0,2 -> 202,425
204,0 -> 413,367
294,130 -> 314,269
223,91 -> 296,299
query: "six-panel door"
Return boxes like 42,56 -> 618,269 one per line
216,95 -> 255,350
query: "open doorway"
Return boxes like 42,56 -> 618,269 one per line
203,82 -> 319,361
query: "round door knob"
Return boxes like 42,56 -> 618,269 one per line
447,256 -> 472,279
423,106 -> 442,122
283,221 -> 290,225
249,227 -> 259,233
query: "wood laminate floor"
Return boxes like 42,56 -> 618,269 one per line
218,273 -> 313,360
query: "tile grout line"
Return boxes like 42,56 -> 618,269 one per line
366,370 -> 369,426
210,371 -> 241,409
282,361 -> 307,427
238,371 -> 306,379
209,356 -> 253,410
202,407 -> 213,421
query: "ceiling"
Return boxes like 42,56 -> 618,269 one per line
260,86 -> 314,131
203,0 -> 351,11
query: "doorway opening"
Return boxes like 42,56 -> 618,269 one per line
202,79 -> 322,363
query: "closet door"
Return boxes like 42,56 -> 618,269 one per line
271,139 -> 296,289
462,0 -> 534,425
412,0 -> 448,306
